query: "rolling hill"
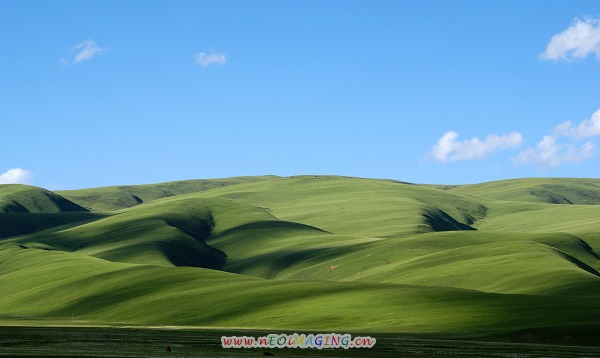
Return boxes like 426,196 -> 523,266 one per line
0,185 -> 88,213
1,175 -> 600,341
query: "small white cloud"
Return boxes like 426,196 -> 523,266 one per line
428,131 -> 523,163
61,39 -> 107,65
553,108 -> 600,138
513,135 -> 595,169
194,51 -> 226,68
0,168 -> 33,184
73,40 -> 106,63
541,18 -> 600,61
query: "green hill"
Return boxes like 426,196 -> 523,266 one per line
1,176 -> 600,341
0,185 -> 88,213
1,243 -> 600,334
56,176 -> 276,211
447,177 -> 600,205
0,185 -> 94,238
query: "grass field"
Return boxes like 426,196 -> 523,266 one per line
2,175 -> 600,353
1,326 -> 600,357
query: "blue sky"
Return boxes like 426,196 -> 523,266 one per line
1,1 -> 600,189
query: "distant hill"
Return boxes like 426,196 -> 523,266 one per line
446,177 -> 600,205
0,184 -> 88,213
56,176 -> 276,211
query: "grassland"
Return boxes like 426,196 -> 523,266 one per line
1,176 -> 600,351
2,326 -> 600,357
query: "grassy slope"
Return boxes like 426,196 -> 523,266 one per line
56,176 -> 276,211
8,197 -> 229,268
1,244 -> 600,335
0,185 -> 88,213
447,177 -> 600,204
1,176 -> 600,337
0,212 -> 105,239
196,175 -> 485,236
191,176 -> 600,281
0,185 -> 97,238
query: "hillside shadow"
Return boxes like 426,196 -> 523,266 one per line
214,220 -> 330,238
165,213 -> 227,270
421,208 -> 476,232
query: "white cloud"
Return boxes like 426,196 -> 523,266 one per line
61,39 -> 107,65
513,135 -> 595,169
0,168 -> 33,184
429,131 -> 523,163
194,51 -> 226,68
541,18 -> 600,61
553,108 -> 600,138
